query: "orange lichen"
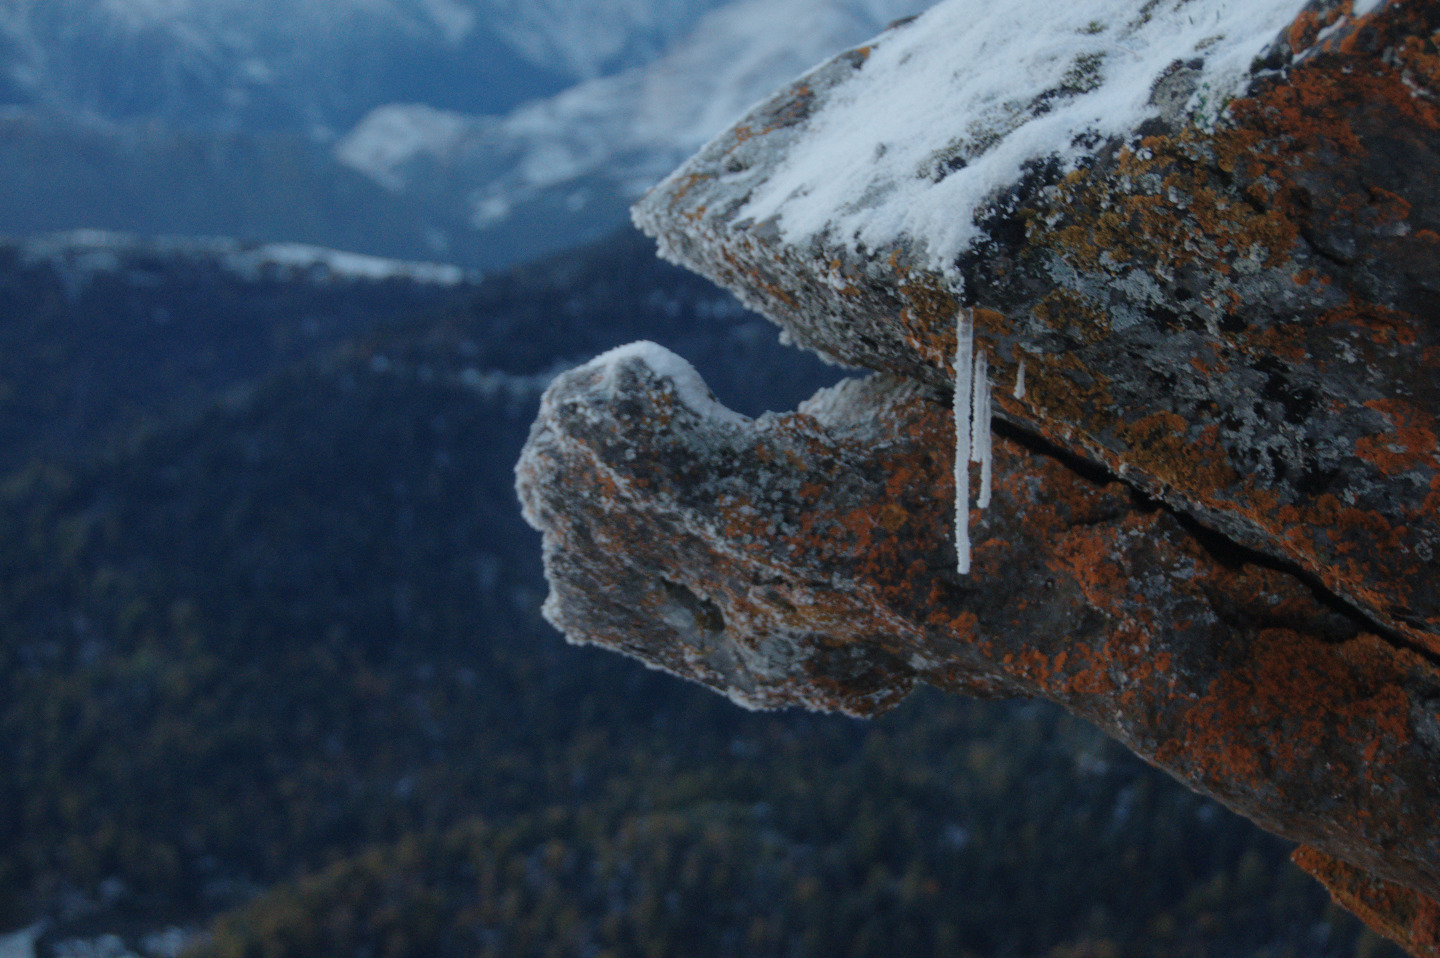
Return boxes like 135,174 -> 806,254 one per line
1356,399 -> 1440,478
1115,411 -> 1240,498
1043,135 -> 1301,279
733,83 -> 815,145
663,170 -> 714,206
1395,32 -> 1440,93
1007,17 -> 1440,648
1031,288 -> 1109,343
1021,353 -> 1114,428
1050,525 -> 1129,619
1164,628 -> 1410,790
894,270 -> 961,370
1287,5 -> 1346,54
1294,846 -> 1440,958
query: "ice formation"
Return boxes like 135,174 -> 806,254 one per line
954,309 -> 973,574
953,310 -> 994,574
971,348 -> 993,510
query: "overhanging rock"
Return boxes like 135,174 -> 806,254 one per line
633,0 -> 1440,650
518,344 -> 1440,910
520,0 -> 1440,951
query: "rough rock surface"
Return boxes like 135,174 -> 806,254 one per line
634,0 -> 1440,650
519,0 -> 1440,951
1296,847 -> 1440,958
518,346 -> 1440,912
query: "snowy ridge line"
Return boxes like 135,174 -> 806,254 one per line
338,0 -> 931,229
10,230 -> 476,287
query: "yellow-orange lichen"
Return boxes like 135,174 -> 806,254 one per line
1021,352 -> 1115,428
1115,411 -> 1241,499
1287,5 -> 1346,55
1043,134 -> 1301,279
894,270 -> 961,370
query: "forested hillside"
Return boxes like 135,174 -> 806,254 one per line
0,230 -> 1396,957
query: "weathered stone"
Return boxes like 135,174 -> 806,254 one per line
516,345 -> 1440,904
633,0 -> 1440,651
521,0 -> 1440,949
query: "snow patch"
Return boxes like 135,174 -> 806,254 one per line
420,0 -> 477,44
0,924 -> 41,958
334,104 -> 471,192
581,341 -> 750,426
224,242 -> 468,285
731,0 -> 1311,278
336,0 -> 931,225
485,0 -> 732,80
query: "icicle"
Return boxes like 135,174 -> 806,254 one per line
969,349 -> 987,464
974,349 -> 993,509
954,309 -> 973,575
1013,359 -> 1026,399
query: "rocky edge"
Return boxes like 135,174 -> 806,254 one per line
517,0 -> 1440,952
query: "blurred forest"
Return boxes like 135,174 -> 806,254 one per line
0,228 -> 1401,957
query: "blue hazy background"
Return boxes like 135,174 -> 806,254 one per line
0,2 -> 1403,956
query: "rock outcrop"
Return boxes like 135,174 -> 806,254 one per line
517,0 -> 1440,951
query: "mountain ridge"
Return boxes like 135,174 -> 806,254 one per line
0,0 -> 929,271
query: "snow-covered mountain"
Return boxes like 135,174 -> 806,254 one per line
335,0 -> 931,252
17,229 -> 473,289
0,0 -> 935,269
0,0 -> 735,133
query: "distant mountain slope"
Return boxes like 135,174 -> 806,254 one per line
0,0 -> 930,270
0,0 -> 736,133
0,230 -> 482,470
0,225 -> 839,473
0,225 -> 1392,958
335,0 -> 932,256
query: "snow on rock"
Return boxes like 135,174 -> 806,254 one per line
334,105 -> 472,191
635,0 -> 1440,653
578,341 -> 751,427
532,0 -> 1440,948
717,0 -> 1311,277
